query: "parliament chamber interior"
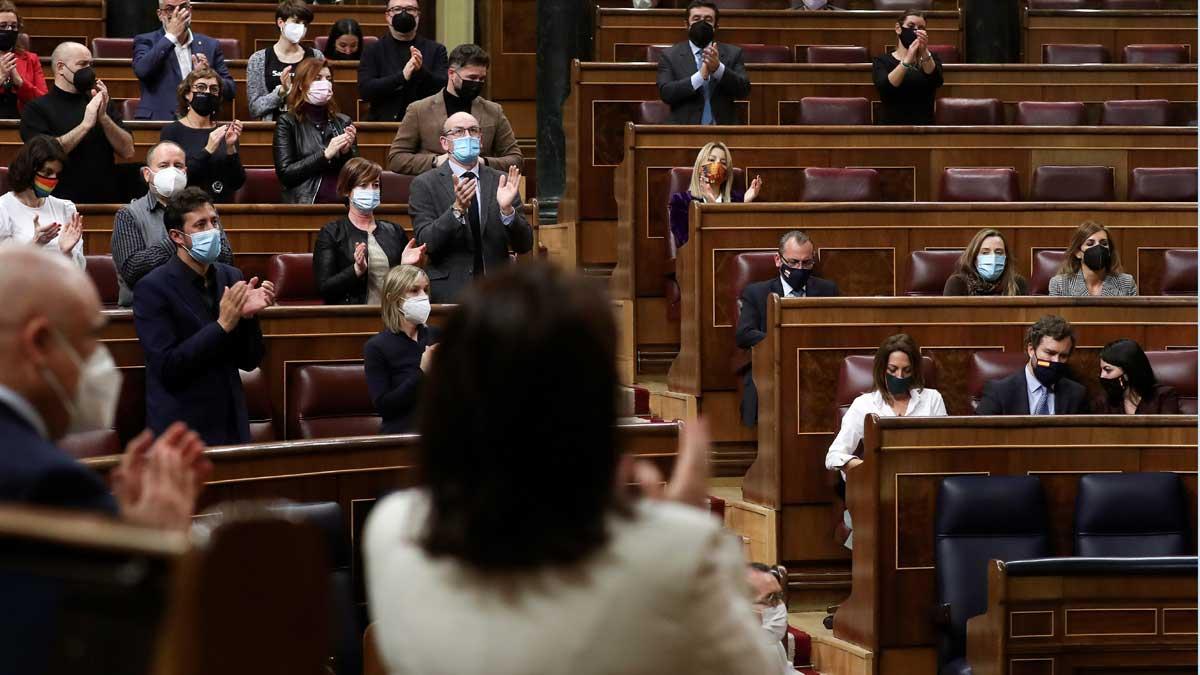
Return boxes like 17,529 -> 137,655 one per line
0,0 -> 1195,673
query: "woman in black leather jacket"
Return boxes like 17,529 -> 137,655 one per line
273,58 -> 358,204
313,158 -> 425,304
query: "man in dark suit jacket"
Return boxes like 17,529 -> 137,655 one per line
656,0 -> 751,125
132,0 -> 235,120
409,112 -> 534,304
134,188 -> 273,445
977,315 -> 1091,415
735,231 -> 839,426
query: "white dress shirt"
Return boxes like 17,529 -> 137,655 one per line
1024,365 -> 1055,415
825,387 -> 948,470
448,159 -> 516,227
779,274 -> 804,298
689,40 -> 726,90
166,30 -> 194,78
0,192 -> 85,269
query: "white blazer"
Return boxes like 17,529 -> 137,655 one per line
364,490 -> 777,675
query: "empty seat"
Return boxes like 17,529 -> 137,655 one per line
380,170 -> 413,203
939,167 -> 1020,201
1129,167 -> 1198,201
233,168 -> 283,203
645,45 -> 672,63
875,0 -> 931,8
739,44 -> 792,64
1101,99 -> 1170,126
805,46 -> 869,64
927,44 -> 960,64
1124,43 -> 1190,64
91,37 -> 133,58
239,368 -> 275,442
904,250 -> 963,296
1146,349 -> 1198,413
314,35 -> 378,54
800,167 -> 881,201
1015,101 -> 1087,126
835,354 -> 939,422
1101,0 -> 1162,7
967,351 -> 1029,411
1030,165 -> 1115,201
84,255 -> 120,308
934,98 -> 1003,125
266,253 -> 323,305
1158,249 -> 1198,296
215,38 -> 241,60
798,97 -> 871,125
1074,472 -> 1188,556
285,362 -> 379,440
634,100 -> 671,125
1043,43 -> 1110,64
1029,249 -> 1067,295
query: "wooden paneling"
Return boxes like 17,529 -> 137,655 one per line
1023,9 -> 1197,64
478,0 -> 536,108
20,0 -> 104,47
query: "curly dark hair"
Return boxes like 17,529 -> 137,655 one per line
163,186 -> 214,232
7,135 -> 67,194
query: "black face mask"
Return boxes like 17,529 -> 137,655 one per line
455,74 -> 484,102
1031,357 -> 1067,389
1099,375 -> 1127,402
190,92 -> 219,117
0,29 -> 18,52
68,65 -> 96,93
899,26 -> 918,48
1082,244 -> 1111,272
780,264 -> 811,290
886,374 -> 912,397
391,11 -> 417,34
329,47 -> 361,61
688,20 -> 714,48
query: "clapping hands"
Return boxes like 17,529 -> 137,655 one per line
496,165 -> 521,214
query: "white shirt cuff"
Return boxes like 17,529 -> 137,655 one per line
712,62 -> 726,80
690,70 -> 705,90
500,208 -> 516,226
165,32 -> 178,45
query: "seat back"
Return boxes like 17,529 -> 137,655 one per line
1158,249 -> 1198,297
380,170 -> 413,203
1074,472 -> 1189,556
927,44 -> 960,63
233,168 -> 283,204
266,253 -> 323,305
1043,43 -> 1110,64
800,167 -> 881,201
645,44 -> 673,63
216,38 -> 241,60
798,97 -> 871,125
740,44 -> 792,63
1101,99 -> 1170,126
286,361 -> 379,440
1030,165 -> 1115,201
1124,43 -> 1190,64
935,476 -> 1049,672
121,98 -> 140,121
934,97 -> 1003,125
91,37 -> 133,58
1146,349 -> 1198,414
904,250 -> 963,296
314,34 -> 378,54
875,0 -> 931,8
635,100 -> 671,125
84,255 -> 120,308
805,45 -> 869,63
728,251 -> 779,329
966,351 -> 1029,411
1015,101 -> 1087,126
834,354 -> 939,422
939,167 -> 1020,201
1030,249 -> 1067,295
1101,0 -> 1162,7
239,368 -> 275,442
1129,167 -> 1198,202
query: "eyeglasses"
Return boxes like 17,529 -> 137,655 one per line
191,84 -> 221,94
162,2 -> 191,13
442,126 -> 482,139
386,6 -> 420,16
0,23 -> 18,31
782,257 -> 816,270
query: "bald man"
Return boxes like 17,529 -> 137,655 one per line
408,111 -> 533,304
0,246 -> 207,529
20,41 -> 135,203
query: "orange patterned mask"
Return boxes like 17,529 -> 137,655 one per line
703,161 -> 728,186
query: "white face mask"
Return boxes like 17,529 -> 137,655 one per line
761,602 -> 788,642
151,166 -> 187,199
402,294 -> 431,325
41,330 -> 122,436
282,21 -> 306,44
802,0 -> 829,8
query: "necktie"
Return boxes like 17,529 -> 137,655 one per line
461,171 -> 484,277
788,288 -> 803,298
1034,387 -> 1051,415
695,49 -> 714,125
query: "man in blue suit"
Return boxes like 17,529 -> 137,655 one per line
134,187 -> 274,445
132,0 -> 236,120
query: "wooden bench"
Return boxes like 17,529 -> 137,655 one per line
1023,8 -> 1197,64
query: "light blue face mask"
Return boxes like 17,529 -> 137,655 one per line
975,253 -> 1005,282
184,228 -> 222,264
351,187 -> 381,213
450,135 -> 481,164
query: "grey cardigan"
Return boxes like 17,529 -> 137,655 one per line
1048,271 -> 1137,296
246,46 -> 323,121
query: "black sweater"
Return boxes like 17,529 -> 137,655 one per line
364,325 -> 438,434
356,34 -> 448,122
872,53 -> 943,125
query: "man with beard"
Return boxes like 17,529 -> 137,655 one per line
655,0 -> 750,125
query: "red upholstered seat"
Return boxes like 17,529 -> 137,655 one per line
805,46 -> 869,64
1015,101 -> 1087,126
1100,99 -> 1170,126
233,168 -> 283,204
1129,167 -> 1198,202
380,170 -> 413,203
285,362 -> 380,440
927,44 -> 960,63
934,98 -> 1004,125
1028,0 -> 1089,7
835,354 -> 939,422
967,352 -> 1029,412
939,167 -> 1020,201
739,44 -> 792,64
798,97 -> 870,125
0,166 -> 7,193
1101,0 -> 1161,7
85,255 -> 120,308
645,45 -> 672,62
1030,249 -> 1067,295
314,35 -> 379,54
216,38 -> 241,60
239,368 -> 275,442
727,250 -> 778,376
92,37 -> 133,58
1124,44 -> 1190,64
668,166 -> 745,200
875,0 -> 930,8
1030,166 -> 1115,201
121,98 -> 140,121
1146,350 -> 1198,414
266,253 -> 323,305
1159,249 -> 1197,296
59,429 -> 122,459
635,100 -> 671,125
904,250 -> 963,296
1043,44 -> 1110,64
800,167 -> 881,201
667,165 -> 745,321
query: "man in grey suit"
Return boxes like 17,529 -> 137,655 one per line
410,111 -> 533,304
655,0 -> 751,125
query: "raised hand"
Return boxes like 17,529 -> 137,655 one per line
702,44 -> 719,76
496,165 -> 521,214
419,344 -> 437,373
32,215 -> 61,244
206,124 -> 228,153
57,212 -> 83,253
625,417 -> 711,510
217,280 -> 249,332
280,64 -> 294,92
452,174 -> 476,213
353,241 -> 368,276
343,124 -> 357,148
0,52 -> 15,80
83,89 -> 104,128
191,52 -> 209,71
240,276 -> 276,317
323,133 -> 350,160
224,119 -> 243,146
744,174 -> 763,202
166,5 -> 190,39
93,80 -> 111,119
400,237 -> 426,266
701,171 -> 720,201
403,46 -> 423,80
114,422 -> 209,531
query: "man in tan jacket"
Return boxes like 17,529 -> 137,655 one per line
386,44 -> 523,176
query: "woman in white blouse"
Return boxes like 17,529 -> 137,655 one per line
0,135 -> 84,269
825,333 -> 947,547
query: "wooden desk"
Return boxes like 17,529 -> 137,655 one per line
20,0 -> 104,48
828,415 -> 1197,675
1023,9 -> 1197,64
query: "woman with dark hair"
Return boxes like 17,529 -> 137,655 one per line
1094,339 -> 1180,414
324,18 -> 364,60
159,66 -> 245,202
943,228 -> 1028,296
273,58 -> 357,204
247,0 -> 323,120
0,135 -> 84,268
0,0 -> 46,119
1049,220 -> 1137,296
363,262 -> 775,674
872,11 -> 943,124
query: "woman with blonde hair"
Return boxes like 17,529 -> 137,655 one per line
667,141 -> 762,249
1049,220 -> 1136,296
943,228 -> 1028,296
364,264 -> 437,434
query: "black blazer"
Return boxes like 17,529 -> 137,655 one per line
272,110 -> 357,204
735,275 -> 840,426
364,325 -> 439,434
313,218 -> 412,305
656,41 -> 751,125
976,369 -> 1091,416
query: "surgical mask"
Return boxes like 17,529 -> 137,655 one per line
33,174 -> 58,198
1031,357 -> 1067,388
402,294 -> 431,325
391,10 -> 417,34
151,167 -> 187,199
350,187 -> 381,212
975,253 -> 1005,282
281,21 -> 306,44
688,20 -> 714,49
899,26 -> 918,49
0,29 -> 18,52
761,602 -> 788,642
66,64 -> 96,93
181,227 -> 222,264
189,91 -> 219,117
1082,244 -> 1111,272
1100,375 -> 1127,401
451,135 -> 481,164
703,160 -> 727,187
886,373 -> 912,397
780,264 -> 811,290
40,330 -> 122,435
454,73 -> 484,103
305,79 -> 333,106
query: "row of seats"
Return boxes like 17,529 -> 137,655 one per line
88,35 -> 380,61
643,43 -> 1189,65
661,0 -> 1173,11
1028,0 -> 1176,9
